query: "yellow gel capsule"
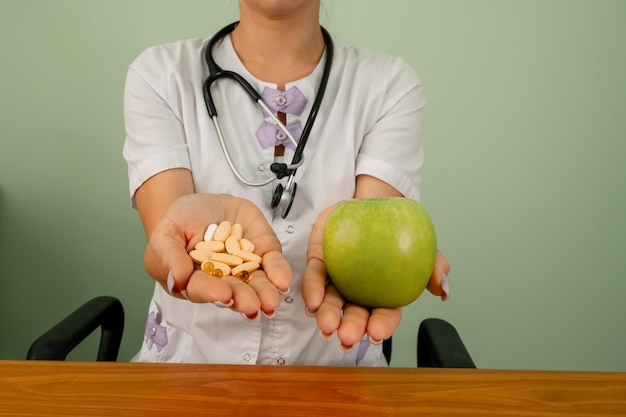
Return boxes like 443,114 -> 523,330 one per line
201,261 -> 214,274
201,260 -> 230,276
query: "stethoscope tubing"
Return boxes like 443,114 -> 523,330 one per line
204,71 -> 303,187
202,22 -> 333,217
204,70 -> 299,148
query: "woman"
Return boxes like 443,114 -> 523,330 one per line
123,0 -> 450,366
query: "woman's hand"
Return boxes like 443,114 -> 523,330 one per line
145,193 -> 292,319
301,204 -> 451,349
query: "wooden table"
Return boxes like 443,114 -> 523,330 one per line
1,361 -> 625,416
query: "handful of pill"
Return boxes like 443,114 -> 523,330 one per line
189,221 -> 262,282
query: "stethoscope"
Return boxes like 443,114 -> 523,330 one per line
203,22 -> 334,218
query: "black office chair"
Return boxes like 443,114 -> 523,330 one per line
380,318 -> 474,367
415,318 -> 475,368
27,295 -> 475,368
27,296 -> 124,361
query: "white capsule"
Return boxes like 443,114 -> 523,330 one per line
203,223 -> 218,241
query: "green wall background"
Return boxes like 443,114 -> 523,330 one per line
1,0 -> 625,370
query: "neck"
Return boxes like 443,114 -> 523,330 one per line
231,3 -> 325,89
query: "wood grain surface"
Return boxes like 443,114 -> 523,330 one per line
1,361 -> 625,416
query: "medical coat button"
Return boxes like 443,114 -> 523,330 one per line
277,357 -> 286,365
257,163 -> 266,172
276,131 -> 287,141
286,225 -> 295,233
243,353 -> 252,362
275,95 -> 287,106
285,296 -> 293,304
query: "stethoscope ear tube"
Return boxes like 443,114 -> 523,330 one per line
202,77 -> 218,117
203,70 -> 262,117
289,27 -> 333,167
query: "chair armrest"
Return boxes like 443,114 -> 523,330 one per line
417,318 -> 476,368
27,296 -> 124,361
382,337 -> 392,364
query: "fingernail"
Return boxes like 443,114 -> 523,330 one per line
214,299 -> 234,308
262,310 -> 276,319
340,343 -> 353,352
241,311 -> 259,321
305,306 -> 317,318
368,335 -> 383,345
278,287 -> 291,295
319,329 -> 333,341
167,271 -> 175,294
180,290 -> 189,300
441,273 -> 451,301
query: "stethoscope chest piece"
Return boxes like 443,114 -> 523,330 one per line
271,181 -> 297,219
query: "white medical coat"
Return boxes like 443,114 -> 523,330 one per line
123,32 -> 425,366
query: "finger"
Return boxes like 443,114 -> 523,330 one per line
145,228 -> 195,297
246,269 -> 281,316
315,285 -> 345,338
336,304 -> 369,349
184,270 -> 234,303
366,307 -> 403,343
426,251 -> 451,300
301,257 -> 327,314
302,205 -> 335,312
166,250 -> 195,296
223,275 -> 261,319
306,205 -> 334,262
261,250 -> 292,293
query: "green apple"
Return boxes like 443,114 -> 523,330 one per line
322,197 -> 437,308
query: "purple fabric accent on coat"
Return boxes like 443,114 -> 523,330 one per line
356,337 -> 371,365
260,86 -> 307,116
145,312 -> 168,352
255,120 -> 303,150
